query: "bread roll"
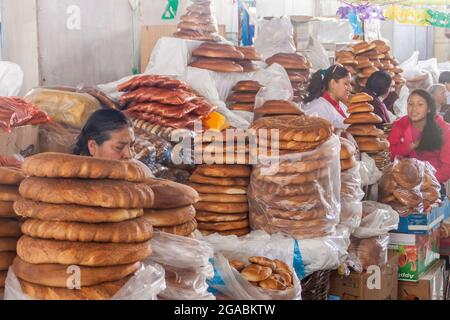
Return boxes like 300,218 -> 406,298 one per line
392,159 -> 423,189
358,66 -> 379,78
17,236 -> 152,267
195,165 -> 251,178
393,188 -> 422,208
249,256 -> 276,270
240,264 -> 272,282
347,103 -> 374,114
229,103 -> 254,112
192,43 -> 244,60
195,211 -> 248,223
255,100 -> 304,117
13,257 -> 141,288
259,274 -> 289,290
360,49 -> 385,60
0,251 -> 15,271
22,153 -> 153,183
251,115 -> 333,143
236,46 -> 262,61
200,227 -> 250,237
230,259 -> 246,271
0,201 -> 15,218
195,202 -> 249,214
156,219 -> 198,237
355,137 -> 390,152
143,205 -> 196,228
0,238 -> 18,252
198,193 -> 247,203
340,138 -> 357,160
371,40 -> 390,54
147,178 -> 199,209
348,93 -> 373,104
352,41 -> 376,54
0,167 -> 25,185
266,53 -> 311,70
227,92 -> 256,104
19,178 -> 154,209
344,112 -> 383,125
347,124 -> 384,137
232,81 -> 262,93
0,218 -> 21,238
18,277 -> 130,300
237,60 -> 260,73
14,200 -> 144,223
0,185 -> 20,202
190,58 -> 244,73
190,173 -> 249,187
21,218 -> 153,243
198,219 -> 249,231
188,183 -> 247,195
341,156 -> 357,171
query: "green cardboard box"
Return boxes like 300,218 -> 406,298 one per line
389,226 -> 440,282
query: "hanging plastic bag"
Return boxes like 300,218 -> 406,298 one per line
352,201 -> 399,239
254,17 -> 296,61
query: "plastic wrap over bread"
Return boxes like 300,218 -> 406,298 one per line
352,201 -> 399,239
348,235 -> 389,272
340,163 -> 364,231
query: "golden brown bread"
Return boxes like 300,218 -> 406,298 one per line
143,205 -> 196,228
344,112 -> 383,125
0,218 -> 21,238
392,159 -> 423,189
0,238 -> 18,252
190,173 -> 249,187
195,202 -> 249,214
259,274 -> 289,290
198,219 -> 249,231
195,165 -> 251,178
253,167 -> 328,185
17,236 -> 152,267
352,41 -> 376,55
12,257 -> 140,288
200,228 -> 250,237
255,100 -> 304,117
188,183 -> 247,195
232,81 -> 262,93
355,137 -> 390,152
0,185 -> 20,202
18,277 -> 130,300
195,211 -> 248,223
249,256 -> 277,270
0,201 -> 15,218
198,193 -> 248,203
266,53 -> 311,70
251,179 -> 325,197
22,153 -> 153,183
341,156 -> 357,171
156,219 -> 198,237
240,264 -> 272,282
348,93 -> 374,104
19,178 -> 154,209
0,167 -> 25,185
229,103 -> 254,112
0,251 -> 16,271
347,103 -> 375,114
147,178 -> 199,209
264,207 -> 327,221
177,21 -> 218,33
347,124 -> 384,137
227,92 -> 257,104
236,46 -> 262,61
230,259 -> 246,272
21,218 -> 153,243
192,43 -> 244,60
393,188 -> 423,208
14,200 -> 144,223
251,115 -> 333,143
190,58 -> 244,73
340,138 -> 357,160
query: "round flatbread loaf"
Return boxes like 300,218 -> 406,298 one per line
195,211 -> 248,223
19,178 -> 155,209
21,218 -> 153,243
344,112 -> 383,125
199,193 -> 248,203
347,124 -> 384,137
188,183 -> 247,195
250,179 -> 327,197
0,251 -> 16,271
143,205 -> 196,228
190,173 -> 249,187
253,167 -> 328,185
340,138 -> 357,160
200,228 -> 250,237
147,178 -> 199,209
0,238 -> 18,252
195,165 -> 251,178
0,167 -> 25,185
14,200 -> 144,223
18,277 -> 130,300
22,153 -> 153,183
265,207 -> 327,221
195,202 -> 249,214
156,219 -> 198,237
232,80 -> 262,93
0,218 -> 21,238
0,201 -> 15,218
17,236 -> 152,267
341,156 -> 357,171
0,185 -> 20,202
12,257 -> 141,288
198,219 -> 249,231
257,139 -> 324,152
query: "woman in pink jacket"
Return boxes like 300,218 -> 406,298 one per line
389,89 -> 450,187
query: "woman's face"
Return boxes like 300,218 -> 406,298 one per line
433,87 -> 447,106
88,127 -> 135,161
330,75 -> 352,102
407,94 -> 429,123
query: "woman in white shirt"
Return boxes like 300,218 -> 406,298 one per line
304,64 -> 352,130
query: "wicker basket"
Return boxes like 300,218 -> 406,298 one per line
301,270 -> 331,300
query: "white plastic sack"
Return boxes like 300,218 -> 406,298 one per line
352,201 -> 399,239
359,153 -> 382,186
4,262 -> 166,300
302,36 -> 331,70
393,85 -> 410,118
341,163 -> 364,231
418,58 -> 440,84
254,17 -> 296,60
0,61 -> 24,97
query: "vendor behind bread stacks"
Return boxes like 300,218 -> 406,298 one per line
304,64 -> 352,130
363,71 -> 393,128
74,109 -> 135,160
388,89 -> 450,190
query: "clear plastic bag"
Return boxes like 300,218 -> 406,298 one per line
359,153 -> 382,186
24,88 -> 100,129
352,201 -> 399,239
341,163 -> 364,231
248,135 -> 341,240
39,122 -> 80,154
348,234 -> 389,272
199,231 -> 302,300
4,262 -> 166,300
0,61 -> 24,97
254,17 -> 296,61
147,231 -> 215,300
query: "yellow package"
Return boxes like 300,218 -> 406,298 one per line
203,112 -> 229,132
24,88 -> 100,129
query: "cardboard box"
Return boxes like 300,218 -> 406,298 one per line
329,252 -> 398,300
389,227 -> 440,282
393,206 -> 444,235
0,125 -> 39,157
398,260 -> 445,300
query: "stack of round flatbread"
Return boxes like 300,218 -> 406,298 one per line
188,165 -> 251,237
0,167 -> 25,299
227,80 -> 263,113
13,153 -> 156,300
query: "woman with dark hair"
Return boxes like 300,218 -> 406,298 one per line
304,64 -> 352,129
388,89 -> 450,184
363,71 -> 393,127
74,109 -> 135,160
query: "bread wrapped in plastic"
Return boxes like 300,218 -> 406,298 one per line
348,235 -> 389,272
340,163 -> 364,231
39,122 -> 80,154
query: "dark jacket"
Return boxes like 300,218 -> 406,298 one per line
363,89 -> 390,128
